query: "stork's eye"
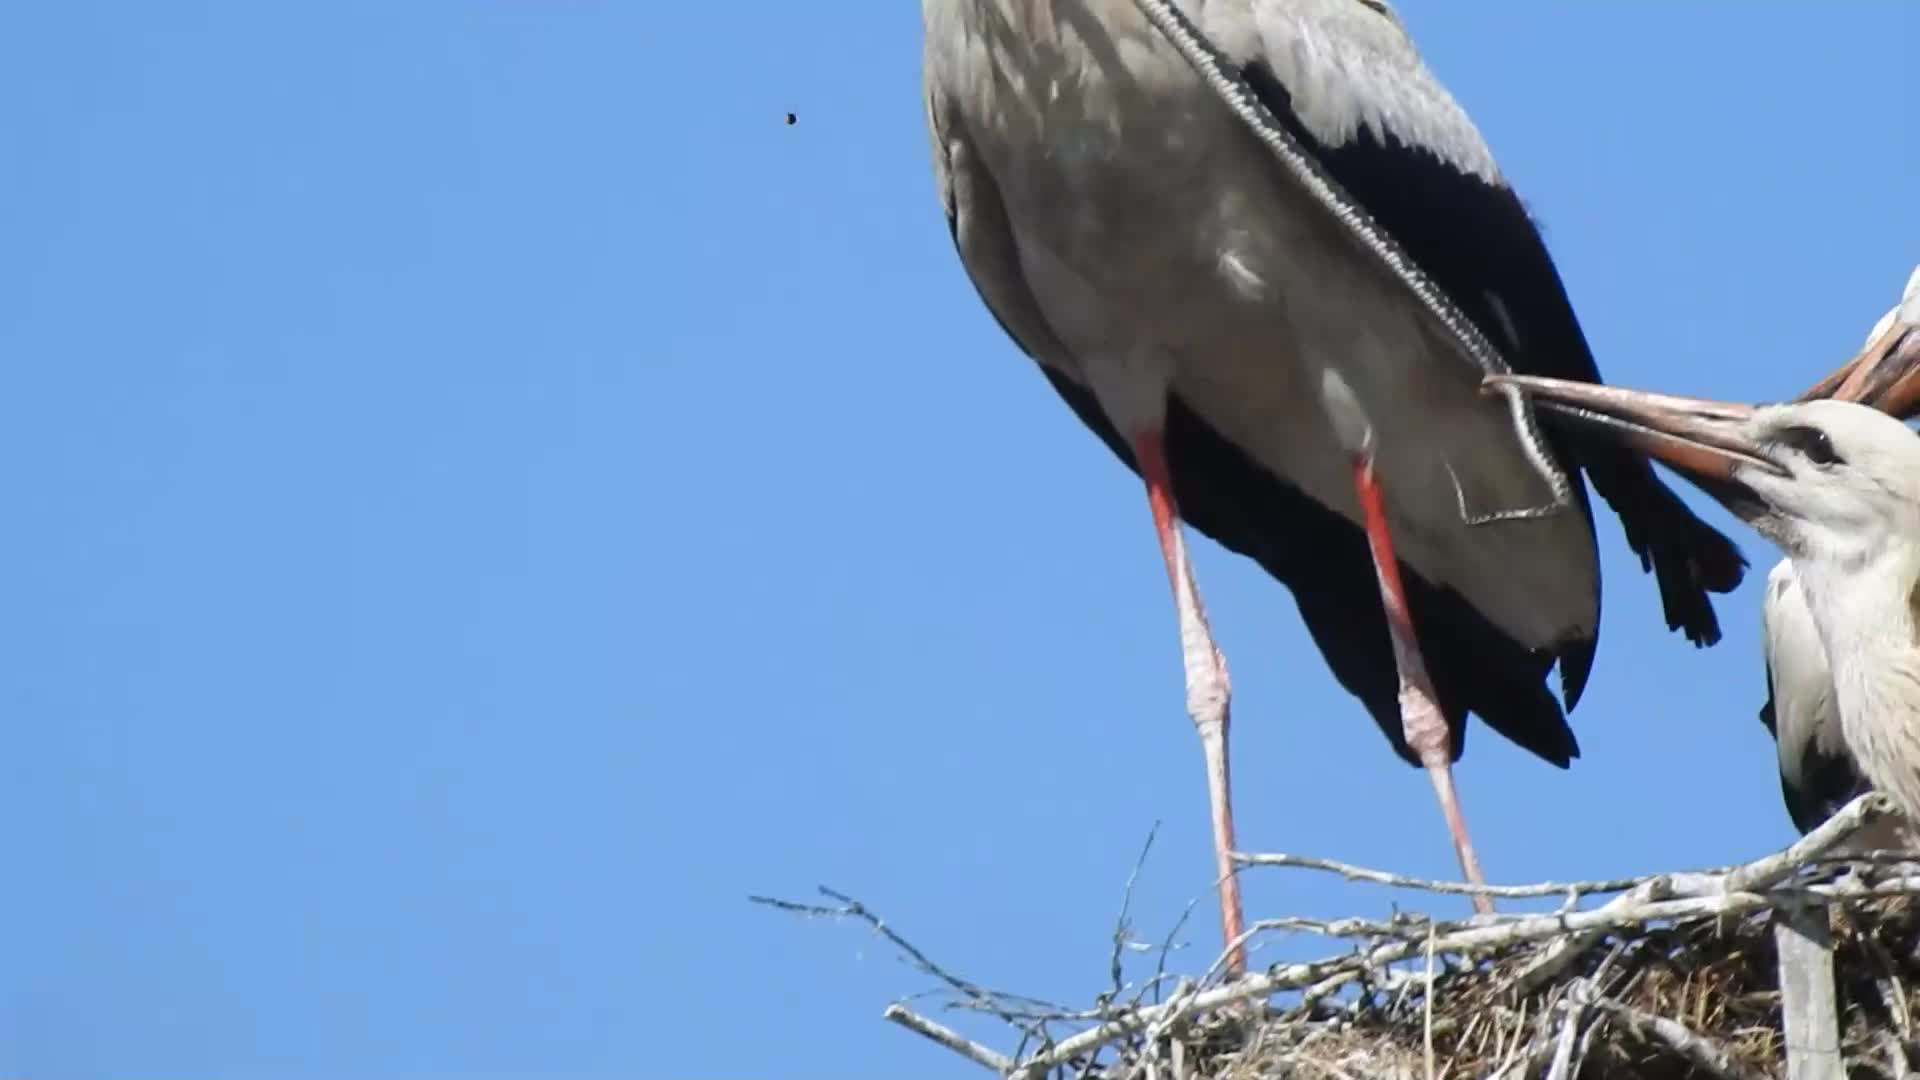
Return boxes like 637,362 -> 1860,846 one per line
1778,425 -> 1843,467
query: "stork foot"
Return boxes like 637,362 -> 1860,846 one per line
1411,708 -> 1494,915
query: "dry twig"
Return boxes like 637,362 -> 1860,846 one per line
1232,850 -> 1642,901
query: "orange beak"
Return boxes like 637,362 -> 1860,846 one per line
1826,316 -> 1920,416
1481,375 -> 1787,491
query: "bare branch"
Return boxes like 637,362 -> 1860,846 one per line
1232,850 -> 1642,900
748,886 -> 1056,1042
1421,926 -> 1436,1080
1543,997 -> 1586,1080
1107,823 -> 1161,1007
883,1004 -> 1016,1074
1146,894 -> 1200,1008
1721,793 -> 1895,894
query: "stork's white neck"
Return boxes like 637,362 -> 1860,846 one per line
1796,536 -> 1919,650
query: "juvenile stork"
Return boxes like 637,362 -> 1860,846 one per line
1490,349 -> 1920,838
1759,269 -> 1920,834
920,0 -> 1744,956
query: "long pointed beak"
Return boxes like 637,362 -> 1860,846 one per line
1797,357 -> 1860,404
1801,262 -> 1920,411
1482,375 -> 1789,488
1830,317 -> 1920,417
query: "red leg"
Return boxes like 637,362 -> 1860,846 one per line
1132,428 -> 1246,973
1351,451 -> 1495,915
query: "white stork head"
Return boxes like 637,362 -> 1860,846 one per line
1727,400 -> 1920,562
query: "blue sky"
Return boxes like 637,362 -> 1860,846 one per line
4,2 -> 1914,1077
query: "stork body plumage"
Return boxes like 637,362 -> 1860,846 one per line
921,0 -> 1744,957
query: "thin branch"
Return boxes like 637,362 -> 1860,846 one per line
1106,823 -> 1161,1007
1421,926 -> 1436,1080
1146,894 -> 1200,1008
1489,997 -> 1559,1080
1857,931 -> 1913,1039
883,1004 -> 1015,1074
1543,997 -> 1585,1080
748,886 -> 1053,1041
1231,850 -> 1642,900
1231,793 -> 1895,906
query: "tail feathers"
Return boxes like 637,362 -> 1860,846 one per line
1287,543 -> 1581,770
1420,580 -> 1581,769
1469,684 -> 1580,769
1591,460 -> 1747,646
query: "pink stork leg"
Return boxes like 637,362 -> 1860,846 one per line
1130,428 -> 1247,974
1350,451 -> 1495,915
1320,370 -> 1493,914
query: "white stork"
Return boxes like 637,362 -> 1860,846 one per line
1490,344 -> 1920,841
1758,268 -> 1920,836
920,0 -> 1745,960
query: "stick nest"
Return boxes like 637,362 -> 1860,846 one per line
758,794 -> 1920,1080
1193,894 -> 1919,1080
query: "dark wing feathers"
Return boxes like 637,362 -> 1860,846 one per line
1759,659 -> 1871,835
1241,62 -> 1747,668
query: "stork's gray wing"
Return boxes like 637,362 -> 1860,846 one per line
922,63 -> 1578,769
1759,560 -> 1867,834
925,83 -> 1069,368
1199,0 -> 1746,675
